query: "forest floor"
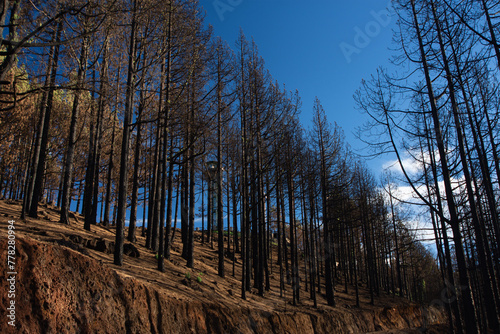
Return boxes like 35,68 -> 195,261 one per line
0,199 -> 448,333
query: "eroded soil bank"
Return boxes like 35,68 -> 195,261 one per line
0,236 -> 446,333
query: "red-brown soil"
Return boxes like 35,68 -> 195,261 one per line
0,199 -> 448,333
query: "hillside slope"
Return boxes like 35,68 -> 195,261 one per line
0,200 -> 447,333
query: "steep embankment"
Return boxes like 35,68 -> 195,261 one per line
1,235 -> 446,333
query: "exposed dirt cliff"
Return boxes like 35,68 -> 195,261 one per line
0,236 -> 446,333
0,200 -> 447,333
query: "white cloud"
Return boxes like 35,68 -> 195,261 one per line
382,156 -> 422,176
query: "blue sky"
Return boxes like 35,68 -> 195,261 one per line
203,0 -> 396,173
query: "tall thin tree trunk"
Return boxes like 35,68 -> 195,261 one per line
410,1 -> 477,331
432,3 -> 499,330
27,19 -> 62,218
114,0 -> 138,266
128,49 -> 147,242
103,65 -> 120,226
217,56 -> 225,277
60,29 -> 89,225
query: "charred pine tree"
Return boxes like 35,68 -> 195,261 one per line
60,21 -> 90,226
431,2 -> 498,330
128,42 -> 148,243
312,98 -> 336,307
103,66 -> 121,226
114,0 -> 139,266
25,19 -> 63,218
